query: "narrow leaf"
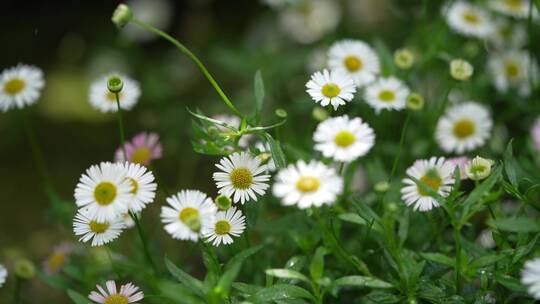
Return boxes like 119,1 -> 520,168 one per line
419,252 -> 455,267
250,284 -> 315,302
263,133 -> 287,168
265,269 -> 310,282
67,289 -> 91,304
164,258 -> 205,298
309,247 -> 328,281
490,217 -> 540,233
331,275 -> 393,289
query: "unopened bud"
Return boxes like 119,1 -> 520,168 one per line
112,4 -> 133,28
394,48 -> 414,69
406,93 -> 424,111
450,59 -> 473,81
107,76 -> 123,93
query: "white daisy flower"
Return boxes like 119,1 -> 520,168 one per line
488,0 -> 537,19
73,208 -> 125,247
401,157 -> 455,212
522,258 -> 540,299
74,162 -> 133,222
488,18 -> 527,48
213,152 -> 270,204
118,162 -> 157,213
0,64 -> 44,112
488,50 -> 538,96
313,115 -> 375,162
88,280 -> 144,304
363,76 -> 410,114
272,160 -> 343,209
435,102 -> 493,153
444,1 -> 493,38
0,264 -> 7,288
255,141 -> 276,172
89,73 -> 141,113
306,69 -> 356,110
160,190 -> 217,241
327,39 -> 380,87
202,207 -> 246,246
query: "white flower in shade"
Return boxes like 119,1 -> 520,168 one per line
327,39 -> 380,87
73,208 -> 125,247
489,18 -> 527,48
435,102 -> 493,153
401,157 -> 455,212
476,229 -> 496,249
74,162 -> 133,222
306,69 -> 356,110
272,160 -> 343,209
119,162 -> 157,213
160,190 -> 217,241
202,207 -> 246,246
0,64 -> 44,112
488,0 -> 537,19
213,152 -> 270,204
444,1 -> 493,38
123,0 -> 172,42
0,264 -> 7,288
255,142 -> 276,172
212,114 -> 252,148
465,156 -> 495,180
522,258 -> 540,299
89,73 -> 141,113
89,280 -> 144,304
488,50 -> 538,96
313,115 -> 375,162
363,77 -> 410,114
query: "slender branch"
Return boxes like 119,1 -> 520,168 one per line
389,112 -> 411,181
130,211 -> 158,274
114,93 -> 127,161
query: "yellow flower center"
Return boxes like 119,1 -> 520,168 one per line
321,83 -> 341,98
215,220 -> 231,235
47,252 -> 66,272
4,78 -> 26,95
104,294 -> 129,304
452,119 -> 476,139
94,182 -> 117,205
106,91 -> 123,102
417,169 -> 442,196
334,131 -> 356,147
462,11 -> 480,24
505,62 -> 520,79
129,178 -> 138,194
179,207 -> 201,232
131,147 -> 151,164
504,0 -> 522,10
89,221 -> 109,234
344,55 -> 363,72
230,167 -> 253,189
378,90 -> 396,103
296,176 -> 320,193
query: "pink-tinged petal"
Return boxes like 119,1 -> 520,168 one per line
88,291 -> 106,303
106,280 -> 117,295
128,291 -> 144,302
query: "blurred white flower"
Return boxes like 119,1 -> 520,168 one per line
0,64 -> 44,112
488,49 -> 538,97
0,264 -> 7,288
327,39 -> 380,87
522,258 -> 540,299
444,1 -> 493,38
488,18 -> 527,48
123,0 -> 173,42
476,229 -> 496,249
488,0 -> 537,19
364,76 -> 410,114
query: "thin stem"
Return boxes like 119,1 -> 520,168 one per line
114,93 -> 127,161
14,277 -> 22,304
130,211 -> 158,274
453,225 -> 463,294
389,112 -> 411,181
131,18 -> 243,118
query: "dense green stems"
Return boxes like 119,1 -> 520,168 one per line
114,93 -> 127,161
453,224 -> 463,294
130,211 -> 158,274
131,18 -> 243,119
389,112 -> 411,181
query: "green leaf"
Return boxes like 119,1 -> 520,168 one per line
223,243 -> 264,273
164,258 -> 205,298
243,119 -> 286,134
265,269 -> 310,282
504,140 -> 518,187
187,108 -> 238,131
419,252 -> 455,267
67,289 -> 91,304
217,244 -> 265,297
513,232 -> 540,264
249,284 -> 315,302
338,213 -> 368,225
469,254 -> 506,269
309,247 -> 328,281
495,274 -> 527,292
490,217 -> 540,233
263,133 -> 287,168
331,275 -> 393,289
461,166 -> 503,225
254,69 -> 265,124
157,280 -> 206,304
232,282 -> 263,296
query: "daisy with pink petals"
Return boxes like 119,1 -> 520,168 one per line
115,132 -> 162,165
446,156 -> 470,180
88,280 -> 144,304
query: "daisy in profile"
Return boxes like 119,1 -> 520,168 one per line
89,73 -> 140,112
273,160 -> 343,209
522,258 -> 540,300
74,162 -> 133,222
0,264 -> 6,288
89,280 -> 143,304
115,132 -> 162,165
444,1 -> 493,38
118,162 -> 157,213
313,115 -> 375,162
213,152 -> 270,204
0,64 -> 44,112
212,114 -> 252,148
161,190 -> 217,241
488,50 -> 538,97
488,0 -> 537,19
435,102 -> 492,153
327,39 -> 380,87
202,207 -> 246,246
401,157 -> 455,212
306,69 -> 356,110
488,18 -> 527,48
73,208 -> 125,247
363,77 -> 410,114
43,243 -> 74,274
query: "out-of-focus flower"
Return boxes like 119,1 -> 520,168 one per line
364,77 -> 410,114
43,243 -> 74,274
394,48 -> 415,70
112,4 -> 133,28
0,264 -> 7,288
89,73 -> 140,113
89,280 -> 144,304
328,39 -> 380,87
465,156 -> 495,180
73,208 -> 125,247
489,18 -> 527,48
476,229 -> 496,249
450,59 -> 474,81
0,64 -> 44,112
14,259 -> 35,280
313,115 -> 375,162
444,1 -> 493,39
522,258 -> 540,300
123,0 -> 173,42
306,69 -> 356,110
446,156 -> 470,180
406,93 -> 424,111
116,132 -> 163,166
530,117 -> 540,152
435,102 -> 492,153
202,207 -> 246,246
488,0 -> 537,19
488,50 -> 538,97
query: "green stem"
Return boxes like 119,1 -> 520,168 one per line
131,18 -> 243,118
453,224 -> 462,294
389,112 -> 411,181
130,211 -> 158,274
114,93 -> 127,161
14,277 -> 22,304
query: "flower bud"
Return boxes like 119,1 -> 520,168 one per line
14,258 -> 35,280
394,48 -> 414,70
112,4 -> 133,28
406,93 -> 424,111
450,59 -> 473,81
275,108 -> 288,118
465,156 -> 494,180
374,181 -> 390,193
312,106 -> 328,121
107,76 -> 123,94
215,195 -> 232,211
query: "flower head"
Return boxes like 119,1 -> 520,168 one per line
465,156 -> 495,180
112,4 -> 133,28
115,132 -> 162,165
488,0 -> 537,19
488,50 -> 538,97
313,115 -> 375,162
450,59 -> 474,81
364,76 -> 410,114
394,48 -> 414,70
213,152 -> 270,204
444,1 -> 493,38
522,258 -> 540,299
0,264 -> 7,288
43,243 -> 74,274
89,73 -> 140,113
0,64 -> 44,112
73,208 -> 125,247
327,39 -> 380,87
118,162 -> 157,213
406,93 -> 424,111
306,69 -> 356,110
89,280 -> 143,304
273,160 -> 343,209
202,207 -> 246,246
